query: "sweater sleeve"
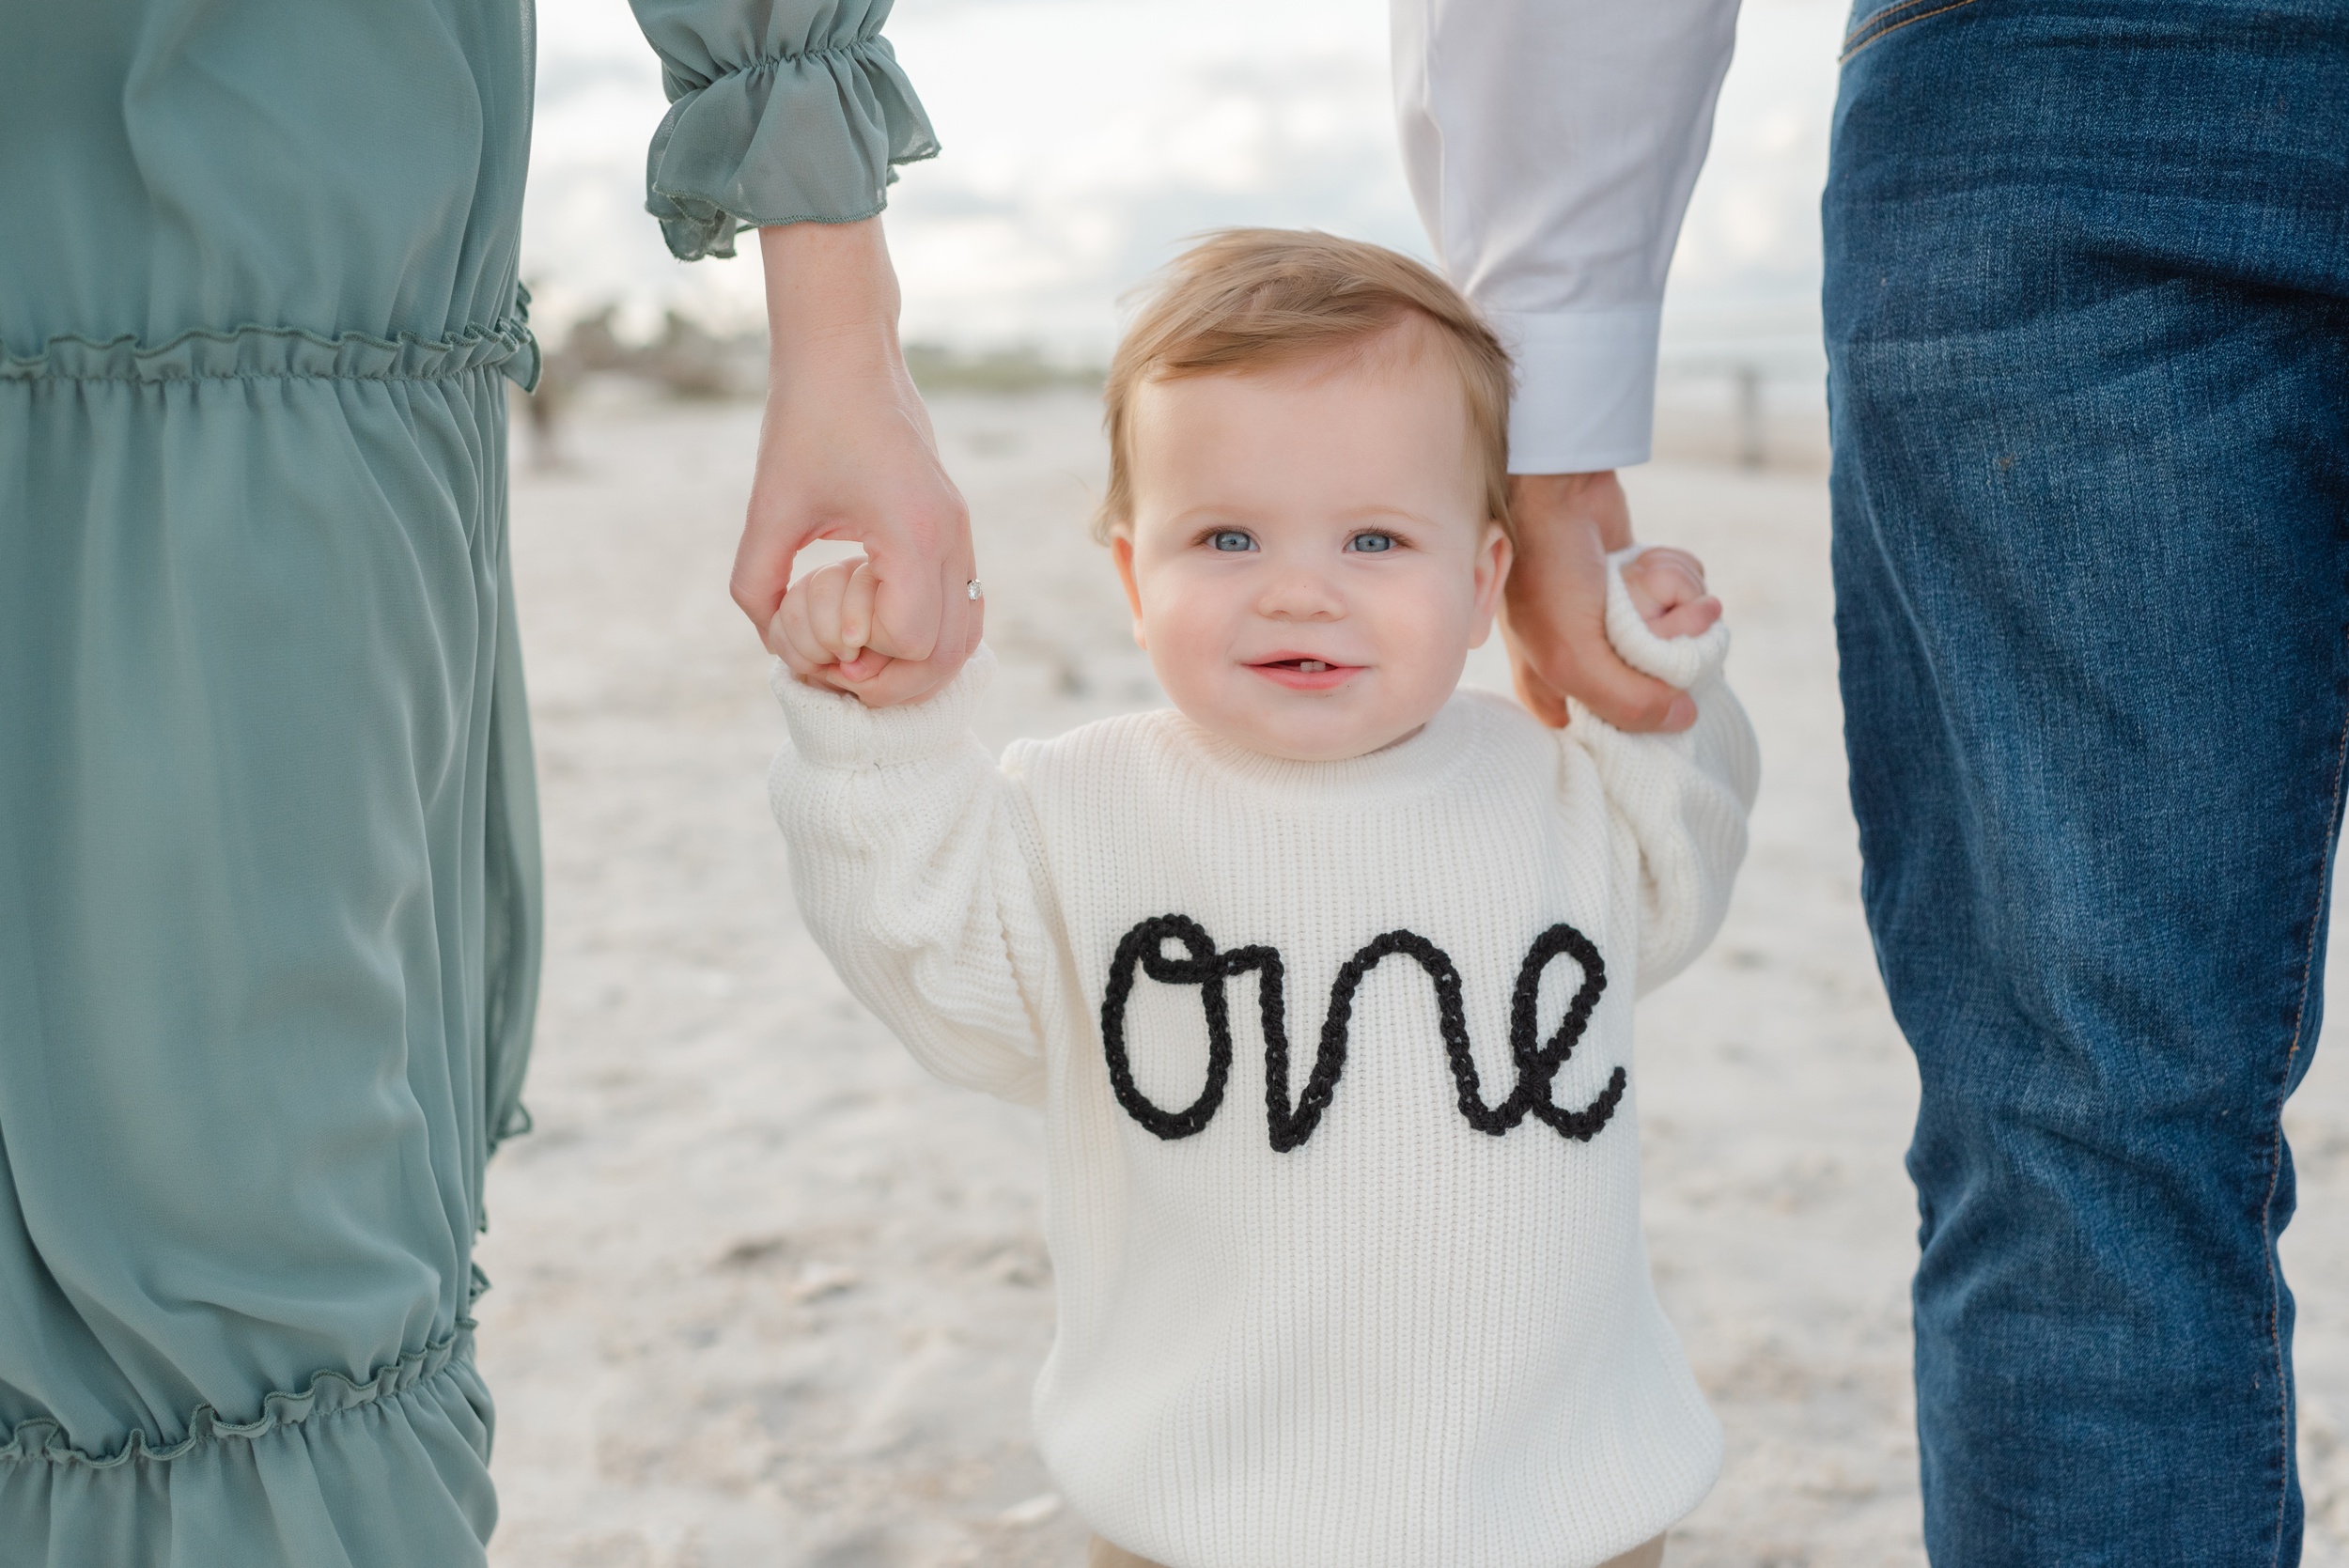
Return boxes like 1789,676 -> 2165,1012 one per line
629,0 -> 941,260
1563,551 -> 1761,994
767,648 -> 1056,1106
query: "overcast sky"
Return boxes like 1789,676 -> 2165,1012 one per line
521,0 -> 1844,364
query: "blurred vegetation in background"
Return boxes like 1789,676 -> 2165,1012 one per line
516,295 -> 1105,470
901,344 -> 1103,396
515,297 -> 1823,477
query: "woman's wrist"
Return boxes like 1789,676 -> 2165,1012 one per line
759,219 -> 905,364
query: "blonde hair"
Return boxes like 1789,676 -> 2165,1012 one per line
1093,228 -> 1515,544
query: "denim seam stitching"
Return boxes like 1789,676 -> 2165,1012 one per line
2262,685 -> 2348,1565
1838,0 -> 1941,52
1839,0 -> 1982,62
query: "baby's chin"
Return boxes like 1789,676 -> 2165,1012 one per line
1187,693 -> 1442,764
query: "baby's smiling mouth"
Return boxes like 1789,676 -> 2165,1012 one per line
1249,655 -> 1361,691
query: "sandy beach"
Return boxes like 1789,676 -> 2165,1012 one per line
475,384 -> 2349,1568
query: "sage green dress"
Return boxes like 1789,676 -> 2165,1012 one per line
0,3 -> 934,1562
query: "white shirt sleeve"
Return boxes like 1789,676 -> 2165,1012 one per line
1392,0 -> 1741,474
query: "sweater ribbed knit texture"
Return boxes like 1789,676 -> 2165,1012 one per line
770,561 -> 1760,1568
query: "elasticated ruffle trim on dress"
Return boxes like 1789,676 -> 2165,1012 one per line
643,31 -> 939,260
0,318 -> 540,390
0,1332 -> 474,1469
0,1334 -> 497,1568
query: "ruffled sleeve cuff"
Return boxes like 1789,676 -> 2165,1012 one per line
770,645 -> 993,768
633,0 -> 941,261
1602,548 -> 1730,690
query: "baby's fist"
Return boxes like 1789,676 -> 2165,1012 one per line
1621,548 -> 1722,641
772,556 -> 893,695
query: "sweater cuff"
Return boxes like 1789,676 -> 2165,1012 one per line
770,644 -> 993,768
1489,307 -> 1661,474
1603,549 -> 1729,691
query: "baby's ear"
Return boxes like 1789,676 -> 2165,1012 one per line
1109,532 -> 1147,647
1470,520 -> 1513,634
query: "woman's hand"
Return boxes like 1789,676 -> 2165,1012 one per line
733,219 -> 980,706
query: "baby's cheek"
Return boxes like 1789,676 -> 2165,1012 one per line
1377,585 -> 1474,708
1140,600 -> 1232,710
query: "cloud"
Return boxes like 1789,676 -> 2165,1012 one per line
521,0 -> 1845,363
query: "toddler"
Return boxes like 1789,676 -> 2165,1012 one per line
768,231 -> 1758,1568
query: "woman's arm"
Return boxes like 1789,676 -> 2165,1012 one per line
738,220 -> 979,706
629,0 -> 976,704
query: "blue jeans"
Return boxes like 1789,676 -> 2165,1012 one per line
1824,1 -> 2349,1560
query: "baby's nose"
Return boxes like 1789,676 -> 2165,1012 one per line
1256,566 -> 1345,619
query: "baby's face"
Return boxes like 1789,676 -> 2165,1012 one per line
1113,327 -> 1509,763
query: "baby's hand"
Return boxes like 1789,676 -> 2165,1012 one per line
774,556 -> 894,695
1621,547 -> 1723,641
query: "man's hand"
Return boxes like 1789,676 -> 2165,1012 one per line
1501,471 -> 1696,732
734,219 -> 980,707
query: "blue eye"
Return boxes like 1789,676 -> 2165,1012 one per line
1209,530 -> 1256,552
1349,532 -> 1396,553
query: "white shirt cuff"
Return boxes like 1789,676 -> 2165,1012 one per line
1489,307 -> 1662,474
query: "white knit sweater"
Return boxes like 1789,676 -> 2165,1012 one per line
769,562 -> 1759,1568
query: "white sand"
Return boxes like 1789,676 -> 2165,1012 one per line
480,387 -> 2349,1567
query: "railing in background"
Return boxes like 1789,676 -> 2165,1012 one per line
1656,315 -> 1828,474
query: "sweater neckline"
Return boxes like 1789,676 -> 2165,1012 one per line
1159,691 -> 1489,801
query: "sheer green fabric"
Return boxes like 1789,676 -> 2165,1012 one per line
633,0 -> 940,259
0,1 -> 928,1561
